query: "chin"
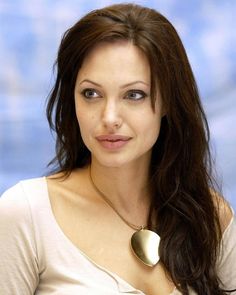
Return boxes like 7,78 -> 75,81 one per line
96,159 -> 127,168
92,153 -> 132,168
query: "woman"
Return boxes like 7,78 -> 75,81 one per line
0,3 -> 235,295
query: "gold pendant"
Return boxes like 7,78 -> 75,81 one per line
131,229 -> 160,267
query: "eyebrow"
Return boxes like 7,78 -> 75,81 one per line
79,79 -> 149,88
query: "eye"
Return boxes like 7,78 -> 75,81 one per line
81,88 -> 101,99
125,90 -> 147,101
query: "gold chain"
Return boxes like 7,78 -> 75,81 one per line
89,166 -> 146,231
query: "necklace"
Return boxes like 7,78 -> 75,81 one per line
89,167 -> 160,267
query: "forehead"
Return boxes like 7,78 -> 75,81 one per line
77,40 -> 151,84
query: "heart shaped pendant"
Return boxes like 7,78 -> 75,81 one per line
131,229 -> 160,267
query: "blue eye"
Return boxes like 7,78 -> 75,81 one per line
125,90 -> 147,101
81,88 -> 100,99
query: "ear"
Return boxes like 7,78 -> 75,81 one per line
161,103 -> 166,117
161,109 -> 166,118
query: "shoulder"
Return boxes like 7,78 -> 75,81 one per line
0,177 -> 47,222
213,193 -> 236,289
0,177 -> 48,261
0,179 -> 41,292
211,190 -> 233,233
46,168 -> 89,198
1,177 -> 47,200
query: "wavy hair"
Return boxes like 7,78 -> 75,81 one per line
46,3 -> 228,294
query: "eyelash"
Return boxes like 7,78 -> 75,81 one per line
81,88 -> 100,99
125,90 -> 147,100
80,88 -> 147,101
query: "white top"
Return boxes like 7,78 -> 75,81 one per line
0,178 -> 235,295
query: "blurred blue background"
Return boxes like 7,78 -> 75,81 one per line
0,0 -> 235,209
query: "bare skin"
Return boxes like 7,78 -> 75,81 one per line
47,41 -> 175,294
47,167 -> 176,295
46,41 -> 233,294
47,168 -> 233,295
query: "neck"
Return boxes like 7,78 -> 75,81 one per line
89,157 -> 151,219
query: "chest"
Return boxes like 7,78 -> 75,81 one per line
49,194 -> 175,295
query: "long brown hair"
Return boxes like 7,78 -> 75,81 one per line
47,3 -> 227,294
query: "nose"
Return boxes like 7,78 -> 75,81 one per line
101,99 -> 122,130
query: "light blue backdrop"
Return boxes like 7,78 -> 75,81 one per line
0,0 -> 235,209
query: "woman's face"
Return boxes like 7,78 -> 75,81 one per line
74,41 -> 163,168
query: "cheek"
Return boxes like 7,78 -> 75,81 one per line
75,112 -> 91,149
139,108 -> 162,132
75,108 -> 96,139
75,107 -> 87,131
143,114 -> 162,144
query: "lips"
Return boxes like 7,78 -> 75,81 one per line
96,134 -> 131,149
96,135 -> 131,141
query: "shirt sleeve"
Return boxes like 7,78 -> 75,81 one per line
217,213 -> 236,293
0,183 -> 39,294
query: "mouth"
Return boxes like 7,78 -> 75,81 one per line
96,135 -> 131,142
96,135 -> 132,149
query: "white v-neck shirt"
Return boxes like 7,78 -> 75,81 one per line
0,178 -> 235,294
